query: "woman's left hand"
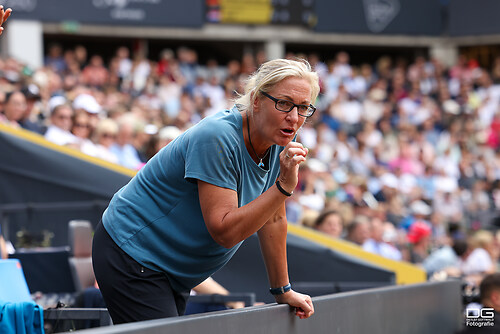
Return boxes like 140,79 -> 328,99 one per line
274,290 -> 314,319
0,6 -> 12,36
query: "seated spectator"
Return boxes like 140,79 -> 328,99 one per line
72,93 -> 102,133
460,230 -> 498,278
20,84 -> 45,134
93,118 -> 119,164
363,217 -> 402,260
423,237 -> 468,277
70,110 -> 98,157
44,103 -> 78,146
154,125 -> 183,154
345,216 -> 370,246
405,221 -> 432,264
0,90 -> 26,128
109,115 -> 143,169
313,210 -> 344,239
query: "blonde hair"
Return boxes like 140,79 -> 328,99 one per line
469,230 -> 494,249
95,118 -> 118,137
234,58 -> 320,112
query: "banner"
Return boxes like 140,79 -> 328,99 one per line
205,0 -> 316,27
0,0 -> 203,27
314,0 -> 441,35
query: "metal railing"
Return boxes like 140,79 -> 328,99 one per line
58,280 -> 462,334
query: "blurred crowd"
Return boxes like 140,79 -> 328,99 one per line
1,43 -> 500,285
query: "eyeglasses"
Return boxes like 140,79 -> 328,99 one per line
102,133 -> 116,139
260,91 -> 316,117
74,123 -> 90,129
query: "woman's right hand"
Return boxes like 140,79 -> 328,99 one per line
278,142 -> 308,194
0,6 -> 12,36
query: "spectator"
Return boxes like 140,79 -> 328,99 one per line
460,230 -> 498,277
44,43 -> 66,74
81,55 -> 109,88
0,90 -> 26,128
405,221 -> 432,264
313,210 -> 344,238
93,118 -> 119,164
423,237 -> 468,277
70,110 -> 98,157
154,125 -> 182,154
345,216 -> 370,246
44,103 -> 77,146
20,84 -> 45,134
72,93 -> 102,133
363,217 -> 402,260
109,115 -> 143,169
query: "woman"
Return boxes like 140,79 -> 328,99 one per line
92,58 -> 319,323
70,110 -> 99,156
313,210 -> 344,238
93,118 -> 120,164
0,90 -> 27,128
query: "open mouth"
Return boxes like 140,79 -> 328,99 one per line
281,128 -> 294,135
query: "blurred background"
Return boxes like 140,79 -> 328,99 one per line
1,0 -> 500,332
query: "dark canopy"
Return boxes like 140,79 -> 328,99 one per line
0,126 -> 132,246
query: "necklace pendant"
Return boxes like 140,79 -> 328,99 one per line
258,160 -> 264,168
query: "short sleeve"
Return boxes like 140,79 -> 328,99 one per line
184,125 -> 239,191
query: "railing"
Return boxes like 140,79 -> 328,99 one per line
59,280 -> 462,334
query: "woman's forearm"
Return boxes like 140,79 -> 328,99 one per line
199,180 -> 290,248
257,205 -> 289,288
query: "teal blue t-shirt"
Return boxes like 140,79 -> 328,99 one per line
102,107 -> 282,292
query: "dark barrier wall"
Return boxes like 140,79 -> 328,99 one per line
71,281 -> 462,334
314,0 -> 442,35
0,0 -> 203,27
213,234 -> 395,304
449,0 -> 500,36
0,125 -> 131,246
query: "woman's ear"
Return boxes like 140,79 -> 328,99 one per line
251,91 -> 261,114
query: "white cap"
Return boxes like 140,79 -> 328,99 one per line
159,126 -> 182,141
48,95 -> 67,113
144,124 -> 158,135
380,173 -> 398,189
73,94 -> 101,114
410,200 -> 432,216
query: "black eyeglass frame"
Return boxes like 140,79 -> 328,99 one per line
260,91 -> 316,117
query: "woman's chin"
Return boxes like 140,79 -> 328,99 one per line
275,137 -> 293,147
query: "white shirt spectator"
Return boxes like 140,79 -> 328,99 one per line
45,125 -> 78,146
460,248 -> 493,276
363,239 -> 402,261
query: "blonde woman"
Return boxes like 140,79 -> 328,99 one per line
93,59 -> 319,323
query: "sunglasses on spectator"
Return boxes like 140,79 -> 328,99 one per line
74,123 -> 90,129
102,133 -> 116,138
